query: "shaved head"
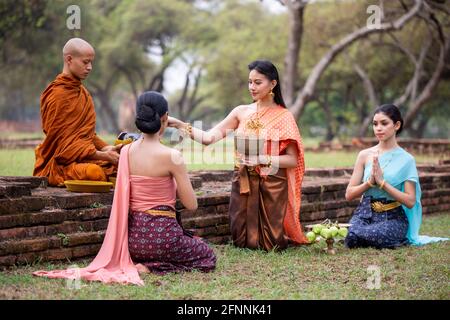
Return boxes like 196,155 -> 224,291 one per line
62,38 -> 95,80
63,38 -> 95,57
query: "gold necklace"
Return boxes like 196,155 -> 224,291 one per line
245,104 -> 272,133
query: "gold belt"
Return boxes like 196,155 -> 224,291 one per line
144,209 -> 176,219
371,201 -> 401,213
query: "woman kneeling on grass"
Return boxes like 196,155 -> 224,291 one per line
344,104 -> 448,249
33,91 -> 216,285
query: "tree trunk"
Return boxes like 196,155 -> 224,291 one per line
353,63 -> 379,137
403,38 -> 449,129
321,98 -> 335,141
282,2 -> 306,107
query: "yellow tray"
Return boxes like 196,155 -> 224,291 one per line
64,180 -> 113,193
109,176 -> 117,188
114,138 -> 133,146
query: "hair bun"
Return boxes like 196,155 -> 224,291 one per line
135,91 -> 169,134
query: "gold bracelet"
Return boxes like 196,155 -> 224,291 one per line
367,179 -> 374,188
181,123 -> 192,137
266,155 -> 272,168
379,179 -> 386,189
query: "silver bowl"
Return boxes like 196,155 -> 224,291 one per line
234,135 -> 265,156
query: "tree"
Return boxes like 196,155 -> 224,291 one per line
279,0 -> 426,120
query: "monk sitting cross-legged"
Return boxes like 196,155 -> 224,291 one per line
33,38 -> 121,186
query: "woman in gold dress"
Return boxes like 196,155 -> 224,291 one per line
169,60 -> 308,251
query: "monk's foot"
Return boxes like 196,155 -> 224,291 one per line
135,263 -> 150,274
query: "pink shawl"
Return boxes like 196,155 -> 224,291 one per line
33,144 -> 144,286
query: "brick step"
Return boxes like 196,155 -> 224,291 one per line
305,168 -> 353,177
0,213 -> 110,241
421,196 -> 450,206
418,165 -> 450,173
0,176 -> 47,189
301,199 -> 359,213
420,172 -> 450,183
35,191 -> 114,210
423,203 -> 450,215
190,171 -> 233,182
0,207 -> 110,229
0,182 -> 32,198
0,230 -> 105,256
422,188 -> 450,198
300,207 -> 355,223
302,190 -> 346,203
0,243 -> 102,267
182,213 -> 229,229
0,197 -> 46,215
421,182 -> 450,191
178,201 -> 229,219
188,224 -> 230,238
302,180 -> 348,194
206,235 -> 231,245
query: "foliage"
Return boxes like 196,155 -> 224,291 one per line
0,0 -> 448,139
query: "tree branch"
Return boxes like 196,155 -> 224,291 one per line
289,0 -> 423,119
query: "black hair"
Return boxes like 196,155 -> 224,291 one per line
135,91 -> 169,134
248,60 -> 286,108
373,104 -> 404,135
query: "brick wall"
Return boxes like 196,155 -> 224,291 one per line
0,164 -> 449,267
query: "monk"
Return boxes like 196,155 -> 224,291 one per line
33,38 -> 121,186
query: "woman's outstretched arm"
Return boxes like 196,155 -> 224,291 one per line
168,107 -> 240,146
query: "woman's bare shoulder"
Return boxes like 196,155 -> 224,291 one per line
233,103 -> 254,113
161,146 -> 185,168
357,147 -> 378,167
357,147 -> 376,160
232,104 -> 255,122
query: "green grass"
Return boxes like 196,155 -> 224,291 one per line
0,149 -> 36,176
0,214 -> 448,300
0,147 -> 444,176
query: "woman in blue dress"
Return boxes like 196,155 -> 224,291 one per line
344,104 -> 447,248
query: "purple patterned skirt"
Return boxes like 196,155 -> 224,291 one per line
128,206 -> 216,274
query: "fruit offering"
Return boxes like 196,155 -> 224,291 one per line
307,219 -> 349,243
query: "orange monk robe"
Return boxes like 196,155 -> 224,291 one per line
33,74 -> 116,186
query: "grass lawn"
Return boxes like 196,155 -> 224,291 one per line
0,214 -> 448,300
0,147 -> 444,176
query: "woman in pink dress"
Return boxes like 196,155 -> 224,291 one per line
33,91 -> 215,285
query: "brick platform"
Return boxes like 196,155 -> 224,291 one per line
1,165 -> 449,267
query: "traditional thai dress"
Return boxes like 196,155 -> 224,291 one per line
34,73 -> 116,186
229,106 -> 308,251
33,144 -> 215,285
128,175 -> 216,274
345,147 -> 449,249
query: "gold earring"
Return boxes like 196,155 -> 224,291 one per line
270,89 -> 274,98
